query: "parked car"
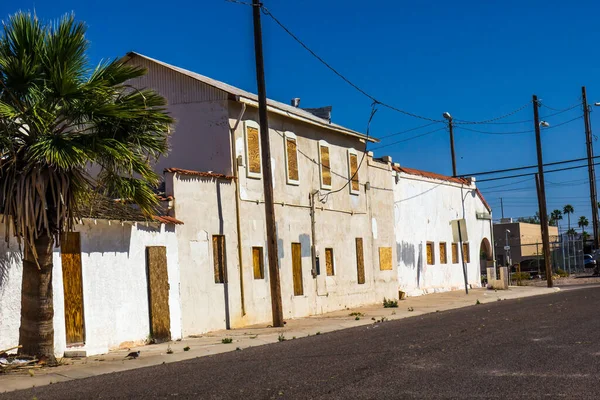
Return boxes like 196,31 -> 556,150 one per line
584,254 -> 596,269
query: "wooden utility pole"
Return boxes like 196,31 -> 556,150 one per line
445,113 -> 468,294
582,86 -> 599,250
252,0 -> 284,327
532,95 -> 553,288
500,197 -> 504,219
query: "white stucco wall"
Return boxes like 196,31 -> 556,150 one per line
0,221 -> 181,357
394,173 -> 492,296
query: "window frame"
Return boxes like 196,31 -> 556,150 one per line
283,131 -> 300,186
325,247 -> 335,276
426,241 -> 435,265
244,120 -> 262,179
451,243 -> 459,264
347,148 -> 360,195
252,246 -> 264,279
318,140 -> 332,190
439,242 -> 448,264
212,235 -> 227,284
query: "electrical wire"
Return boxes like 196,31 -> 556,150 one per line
453,102 -> 531,125
540,102 -> 581,118
476,161 -> 600,183
461,155 -> 600,177
370,126 -> 447,151
540,100 -> 581,112
378,121 -> 441,140
455,126 -> 533,135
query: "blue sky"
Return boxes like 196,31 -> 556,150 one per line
3,0 -> 600,229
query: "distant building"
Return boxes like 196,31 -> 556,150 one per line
493,221 -> 559,267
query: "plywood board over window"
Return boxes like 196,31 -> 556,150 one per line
463,242 -> 471,263
379,247 -> 393,270
426,242 -> 434,265
252,247 -> 264,279
284,132 -> 299,185
439,242 -> 447,264
452,243 -> 459,264
292,243 -> 303,296
61,232 -> 85,346
325,248 -> 334,276
212,235 -> 227,284
319,140 -> 332,189
355,238 -> 365,284
245,120 -> 262,179
348,148 -> 360,195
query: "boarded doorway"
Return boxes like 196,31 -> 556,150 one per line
292,243 -> 303,296
146,246 -> 171,342
61,232 -> 85,346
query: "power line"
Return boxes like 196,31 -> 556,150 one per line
453,102 -> 531,125
541,102 -> 581,118
462,155 -> 599,178
370,126 -> 447,151
378,121 -> 441,140
454,114 -> 583,136
540,100 -> 581,112
476,161 -> 600,183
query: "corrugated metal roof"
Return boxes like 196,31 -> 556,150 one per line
164,167 -> 235,180
124,52 -> 377,143
393,165 -> 472,185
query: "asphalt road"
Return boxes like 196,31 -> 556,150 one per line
4,287 -> 600,399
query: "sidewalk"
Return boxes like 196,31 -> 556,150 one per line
0,285 -> 559,393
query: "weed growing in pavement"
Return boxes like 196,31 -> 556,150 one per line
383,298 -> 399,308
222,338 -> 233,344
292,336 -> 296,340
316,332 -> 321,335
476,300 -> 481,305
556,268 -> 569,277
183,346 -> 190,351
407,307 -> 414,312
166,345 -> 173,354
349,312 -> 365,317
355,316 -> 360,320
278,334 -> 286,342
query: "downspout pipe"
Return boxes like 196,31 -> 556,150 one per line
230,103 -> 247,316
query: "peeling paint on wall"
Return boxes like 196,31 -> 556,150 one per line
397,241 -> 416,268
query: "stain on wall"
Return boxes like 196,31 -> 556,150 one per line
397,241 -> 416,268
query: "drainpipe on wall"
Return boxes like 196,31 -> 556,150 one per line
230,103 -> 247,316
489,214 -> 497,277
309,191 -> 318,279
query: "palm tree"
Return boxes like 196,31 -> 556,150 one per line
567,228 -> 577,236
563,205 -> 574,231
578,216 -> 589,236
550,209 -> 562,228
0,13 -> 171,360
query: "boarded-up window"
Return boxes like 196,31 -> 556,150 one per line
292,243 -> 303,296
325,248 -> 334,276
463,242 -> 470,263
439,242 -> 447,264
285,132 -> 299,184
146,246 -> 171,342
356,238 -> 365,284
253,247 -> 264,279
452,243 -> 459,264
426,242 -> 434,265
245,121 -> 261,178
212,235 -> 226,284
319,141 -> 332,189
348,149 -> 359,194
379,247 -> 393,270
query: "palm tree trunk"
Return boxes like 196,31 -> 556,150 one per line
568,214 -> 571,230
18,232 -> 57,363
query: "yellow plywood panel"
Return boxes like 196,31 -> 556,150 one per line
292,243 -> 303,296
452,243 -> 459,264
426,242 -> 434,265
325,248 -> 334,276
463,243 -> 470,263
286,138 -> 299,182
320,145 -> 331,187
146,246 -> 171,342
61,232 -> 85,345
379,247 -> 393,270
350,153 -> 359,192
439,242 -> 447,264
356,238 -> 365,284
247,126 -> 261,174
253,247 -> 264,279
212,235 -> 226,283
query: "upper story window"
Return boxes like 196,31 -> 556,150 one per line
244,120 -> 262,179
318,140 -> 332,190
347,148 -> 359,195
284,132 -> 299,185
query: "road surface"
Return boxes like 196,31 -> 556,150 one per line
3,287 -> 600,399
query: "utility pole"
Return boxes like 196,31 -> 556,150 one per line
443,112 -> 468,294
533,95 -> 553,288
252,0 -> 284,327
500,197 -> 504,219
582,86 -> 599,250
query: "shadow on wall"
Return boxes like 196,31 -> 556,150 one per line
0,240 -> 22,297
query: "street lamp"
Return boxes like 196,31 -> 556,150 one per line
540,121 -> 550,127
